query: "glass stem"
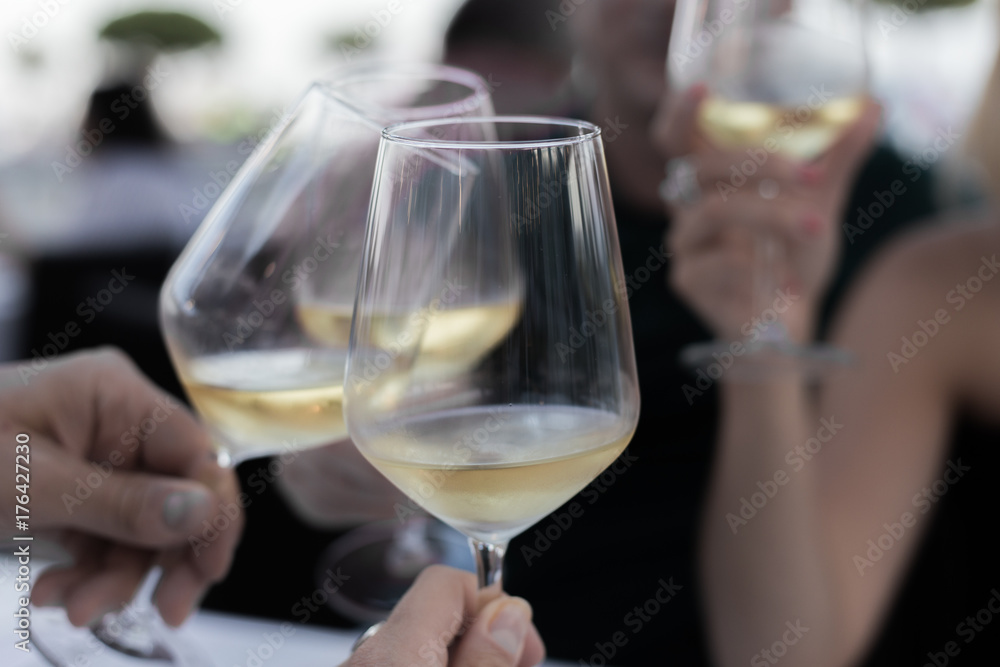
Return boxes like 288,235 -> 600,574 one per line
468,539 -> 507,589
754,232 -> 787,343
91,567 -> 173,660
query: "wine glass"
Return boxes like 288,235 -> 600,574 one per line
345,117 -> 641,591
668,0 -> 869,377
29,63 -> 492,667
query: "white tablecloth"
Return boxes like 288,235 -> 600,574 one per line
0,556 -> 573,666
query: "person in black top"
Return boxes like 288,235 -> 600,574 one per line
273,1 -> 955,664
495,2 -> 944,665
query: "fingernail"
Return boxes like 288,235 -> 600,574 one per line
799,164 -> 824,184
162,490 -> 210,530
490,599 -> 531,657
801,213 -> 824,237
687,83 -> 708,103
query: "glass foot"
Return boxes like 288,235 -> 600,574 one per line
317,517 -> 475,624
30,605 -> 213,667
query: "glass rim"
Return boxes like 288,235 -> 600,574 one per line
316,62 -> 490,120
381,116 -> 603,149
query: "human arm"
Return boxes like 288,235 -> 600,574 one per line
689,211 -> 998,666
651,85 -> 922,666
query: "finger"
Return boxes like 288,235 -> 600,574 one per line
87,350 -> 215,479
154,557 -> 206,627
652,83 -> 708,159
63,544 -> 152,627
449,596 -> 545,667
180,458 -> 244,584
686,151 -> 813,194
672,250 -> 755,304
670,196 -> 816,255
30,532 -> 105,607
349,565 -> 478,666
36,452 -> 218,549
39,348 -> 216,479
818,98 -> 882,184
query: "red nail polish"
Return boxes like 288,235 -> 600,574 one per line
802,214 -> 824,237
800,165 -> 824,184
688,83 -> 708,102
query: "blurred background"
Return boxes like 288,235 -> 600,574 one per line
1,0 -> 999,637
1,0 -> 998,362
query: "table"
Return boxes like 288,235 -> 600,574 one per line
0,556 -> 574,666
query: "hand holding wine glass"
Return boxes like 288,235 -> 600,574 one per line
8,349 -> 241,658
656,83 -> 882,346
664,0 -> 878,376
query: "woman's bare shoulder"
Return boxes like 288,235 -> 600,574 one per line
840,213 -> 1000,415
879,215 -> 1000,288
840,214 -> 1000,319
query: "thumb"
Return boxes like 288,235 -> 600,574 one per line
449,597 -> 545,667
652,82 -> 709,159
44,457 -> 215,547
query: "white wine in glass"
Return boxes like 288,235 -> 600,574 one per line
364,405 -> 634,544
161,64 -> 494,465
347,117 -> 641,590
177,348 -> 348,459
669,0 -> 869,376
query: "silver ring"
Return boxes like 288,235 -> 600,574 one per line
758,178 -> 780,200
660,157 -> 700,205
351,621 -> 385,653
